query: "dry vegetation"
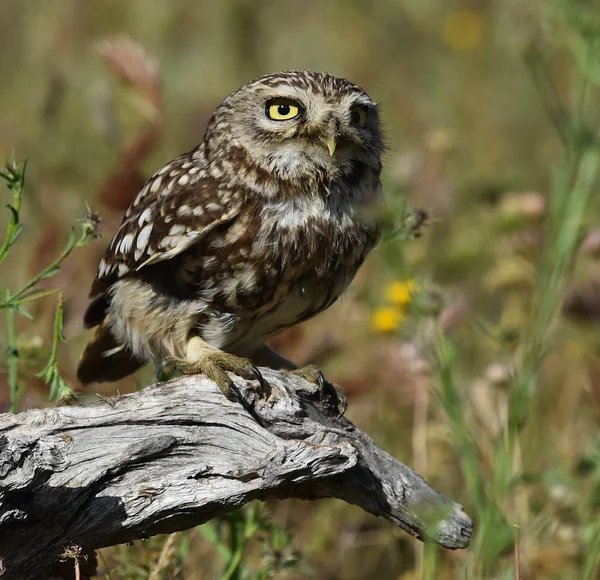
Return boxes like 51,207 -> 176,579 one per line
2,0 -> 600,578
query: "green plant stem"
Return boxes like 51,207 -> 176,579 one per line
583,521 -> 600,580
435,329 -> 485,510
0,157 -> 98,408
6,228 -> 86,306
34,294 -> 75,402
47,297 -> 63,372
421,542 -> 438,580
222,517 -> 245,580
523,52 -> 569,146
6,307 -> 18,413
0,157 -> 25,267
10,288 -> 60,306
513,525 -> 520,580
508,150 -> 599,442
198,521 -> 232,563
506,30 -> 600,448
576,37 -> 595,120
435,328 -> 514,574
96,549 -> 113,580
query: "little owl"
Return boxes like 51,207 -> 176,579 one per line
77,71 -> 384,408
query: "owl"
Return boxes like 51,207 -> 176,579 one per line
77,71 -> 384,405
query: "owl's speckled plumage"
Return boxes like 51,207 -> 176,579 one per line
77,71 -> 384,390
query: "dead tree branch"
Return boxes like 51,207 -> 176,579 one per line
0,369 -> 472,579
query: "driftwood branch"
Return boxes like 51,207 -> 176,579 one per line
0,369 -> 472,579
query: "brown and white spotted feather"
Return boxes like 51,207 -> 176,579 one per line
78,70 -> 385,385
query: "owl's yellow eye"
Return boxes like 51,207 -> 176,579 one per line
350,105 -> 368,127
266,99 -> 302,121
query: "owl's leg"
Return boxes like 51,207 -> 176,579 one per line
250,344 -> 347,416
156,336 -> 266,401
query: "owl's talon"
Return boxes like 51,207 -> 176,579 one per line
315,370 -> 326,390
155,346 -> 269,405
155,362 -> 164,381
155,357 -> 178,381
332,384 -> 348,417
249,365 -> 270,399
287,364 -> 347,416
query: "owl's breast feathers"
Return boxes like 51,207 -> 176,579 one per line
180,159 -> 380,310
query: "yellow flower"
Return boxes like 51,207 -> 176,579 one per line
443,9 -> 484,52
371,307 -> 405,333
385,280 -> 416,306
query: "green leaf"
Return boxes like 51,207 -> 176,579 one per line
65,226 -> 77,250
12,303 -> 33,321
6,223 -> 23,249
32,296 -> 72,402
38,265 -> 61,281
568,35 -> 600,86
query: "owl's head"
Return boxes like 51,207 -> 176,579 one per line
206,71 -> 383,184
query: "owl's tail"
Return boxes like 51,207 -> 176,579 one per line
77,321 -> 146,385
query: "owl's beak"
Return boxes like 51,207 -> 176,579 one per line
326,136 -> 337,157
324,118 -> 339,156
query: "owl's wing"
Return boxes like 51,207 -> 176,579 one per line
86,150 -> 243,320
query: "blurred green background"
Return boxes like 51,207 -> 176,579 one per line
2,0 -> 600,579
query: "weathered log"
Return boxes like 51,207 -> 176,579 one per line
0,369 -> 473,579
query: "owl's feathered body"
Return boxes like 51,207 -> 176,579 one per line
78,71 -> 384,387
